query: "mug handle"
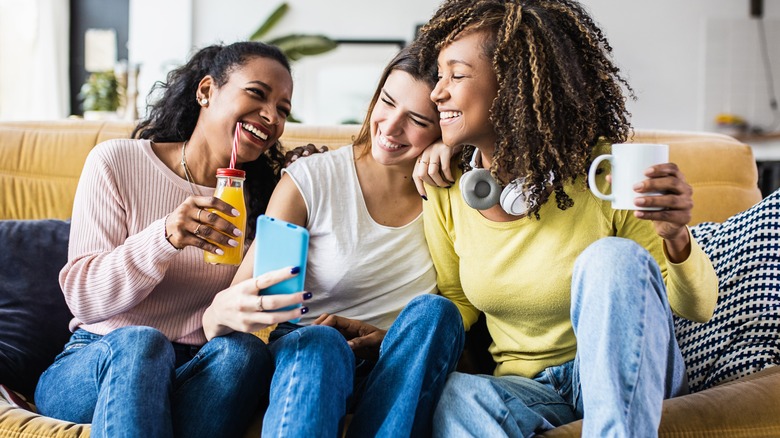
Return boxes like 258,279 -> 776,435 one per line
588,154 -> 614,202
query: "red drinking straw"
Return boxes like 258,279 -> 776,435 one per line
230,122 -> 240,169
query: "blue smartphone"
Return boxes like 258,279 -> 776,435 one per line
253,215 -> 309,323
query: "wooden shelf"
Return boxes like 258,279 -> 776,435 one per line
733,131 -> 780,142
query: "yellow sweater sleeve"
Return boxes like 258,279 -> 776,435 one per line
423,183 -> 481,330
663,228 -> 719,322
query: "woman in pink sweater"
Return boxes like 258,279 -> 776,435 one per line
34,41 -> 310,438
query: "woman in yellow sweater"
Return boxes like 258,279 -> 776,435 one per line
412,0 -> 718,436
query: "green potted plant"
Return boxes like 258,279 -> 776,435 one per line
79,71 -> 120,120
250,2 -> 338,61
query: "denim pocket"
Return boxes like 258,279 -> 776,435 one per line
52,329 -> 102,363
538,360 -> 575,403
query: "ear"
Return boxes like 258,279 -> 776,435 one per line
196,75 -> 215,103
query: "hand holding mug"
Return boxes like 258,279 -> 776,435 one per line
588,143 -> 693,260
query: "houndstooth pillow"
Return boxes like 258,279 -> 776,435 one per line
674,189 -> 780,393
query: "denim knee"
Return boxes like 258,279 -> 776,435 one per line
205,332 -> 271,376
279,325 -> 353,363
402,294 -> 463,330
575,237 -> 651,273
104,326 -> 174,367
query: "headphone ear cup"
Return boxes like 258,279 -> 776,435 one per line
460,168 -> 502,210
500,180 -> 529,216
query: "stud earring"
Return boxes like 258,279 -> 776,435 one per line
199,98 -> 208,106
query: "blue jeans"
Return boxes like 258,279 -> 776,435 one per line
262,294 -> 465,438
433,237 -> 688,437
35,326 -> 273,438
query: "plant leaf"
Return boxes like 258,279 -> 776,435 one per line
250,2 -> 289,41
268,34 -> 338,60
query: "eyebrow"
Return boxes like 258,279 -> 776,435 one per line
247,80 -> 292,107
382,88 -> 437,124
443,59 -> 473,68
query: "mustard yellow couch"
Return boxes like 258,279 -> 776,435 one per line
0,119 -> 778,437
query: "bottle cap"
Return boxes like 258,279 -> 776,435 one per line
216,168 -> 246,178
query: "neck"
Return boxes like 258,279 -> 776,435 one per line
181,140 -> 221,188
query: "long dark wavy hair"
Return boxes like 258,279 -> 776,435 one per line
132,41 -> 289,238
414,0 -> 634,217
352,45 -> 439,157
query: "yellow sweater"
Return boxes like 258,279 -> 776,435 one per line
423,170 -> 718,379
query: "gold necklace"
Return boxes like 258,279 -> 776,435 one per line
180,141 -> 201,196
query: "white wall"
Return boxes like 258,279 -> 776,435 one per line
128,0 -> 780,131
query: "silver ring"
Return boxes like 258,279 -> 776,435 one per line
197,208 -> 203,222
256,295 -> 265,311
193,224 -> 201,236
429,162 -> 440,166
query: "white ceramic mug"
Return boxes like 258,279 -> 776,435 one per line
587,143 -> 669,210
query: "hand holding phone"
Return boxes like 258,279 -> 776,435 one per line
253,215 -> 309,323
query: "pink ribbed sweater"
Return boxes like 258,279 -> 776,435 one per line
59,139 -> 243,345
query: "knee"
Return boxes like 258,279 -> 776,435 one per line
102,326 -> 174,372
105,326 -> 172,358
574,238 -> 657,283
281,325 -> 352,362
402,294 -> 463,332
208,332 -> 271,374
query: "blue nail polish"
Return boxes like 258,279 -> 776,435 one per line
291,266 -> 300,274
300,306 -> 309,314
303,292 -> 312,300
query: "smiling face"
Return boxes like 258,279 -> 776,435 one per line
431,30 -> 499,152
369,70 -> 441,167
201,55 -> 293,164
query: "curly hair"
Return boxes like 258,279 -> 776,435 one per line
414,0 -> 634,217
131,41 -> 289,238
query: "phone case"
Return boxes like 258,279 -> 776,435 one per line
253,215 -> 309,322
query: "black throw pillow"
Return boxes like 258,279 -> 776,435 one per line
0,219 -> 73,401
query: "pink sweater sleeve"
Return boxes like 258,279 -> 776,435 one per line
59,141 -> 180,324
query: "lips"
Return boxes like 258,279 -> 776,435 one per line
377,134 -> 407,150
240,122 -> 269,141
439,110 -> 462,120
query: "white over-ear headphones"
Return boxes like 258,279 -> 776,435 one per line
459,149 -> 530,216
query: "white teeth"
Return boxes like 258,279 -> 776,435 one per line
241,122 -> 268,140
379,135 -> 404,150
440,111 -> 462,119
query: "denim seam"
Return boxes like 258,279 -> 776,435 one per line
276,330 -> 303,437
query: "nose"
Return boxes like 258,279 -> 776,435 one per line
259,104 -> 280,126
383,110 -> 405,136
430,79 -> 447,104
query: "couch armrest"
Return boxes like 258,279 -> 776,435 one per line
539,365 -> 780,437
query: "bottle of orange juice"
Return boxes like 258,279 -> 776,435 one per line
204,168 -> 246,265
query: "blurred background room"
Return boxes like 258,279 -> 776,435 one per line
0,0 -> 779,194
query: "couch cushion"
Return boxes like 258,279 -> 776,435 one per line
676,189 -> 780,393
0,219 -> 73,400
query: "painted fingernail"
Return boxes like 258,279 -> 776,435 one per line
300,306 -> 309,314
231,209 -> 240,217
303,291 -> 312,300
421,195 -> 428,201
228,239 -> 238,247
291,266 -> 301,274
233,228 -> 242,236
215,248 -> 225,255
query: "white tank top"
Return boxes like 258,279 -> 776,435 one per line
283,145 -> 437,329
